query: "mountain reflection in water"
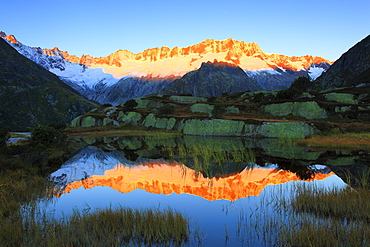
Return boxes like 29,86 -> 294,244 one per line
47,136 -> 349,246
53,156 -> 334,201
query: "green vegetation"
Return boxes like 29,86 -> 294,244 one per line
13,207 -> 189,247
278,184 -> 370,247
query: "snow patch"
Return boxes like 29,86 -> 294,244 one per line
308,66 -> 325,80
50,63 -> 119,89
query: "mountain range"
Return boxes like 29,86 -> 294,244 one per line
0,31 -> 331,104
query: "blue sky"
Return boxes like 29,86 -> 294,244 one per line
1,0 -> 369,61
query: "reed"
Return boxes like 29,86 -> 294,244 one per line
277,183 -> 370,247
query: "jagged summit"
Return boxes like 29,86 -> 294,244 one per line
1,31 -> 331,79
0,31 -> 332,104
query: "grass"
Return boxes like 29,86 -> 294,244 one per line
277,178 -> 370,247
297,132 -> 370,149
16,206 -> 189,247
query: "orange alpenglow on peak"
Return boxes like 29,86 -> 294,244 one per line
58,161 -> 334,202
1,33 -> 331,79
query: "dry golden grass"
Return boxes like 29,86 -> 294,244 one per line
297,133 -> 370,149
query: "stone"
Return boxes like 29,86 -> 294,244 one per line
292,102 -> 327,119
325,93 -> 358,104
225,106 -> 240,114
70,116 -> 82,127
182,119 -> 245,136
264,102 -> 294,116
190,103 -> 214,115
259,122 -> 319,139
81,116 -> 96,127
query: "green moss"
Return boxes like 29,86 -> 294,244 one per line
70,116 -> 82,127
335,106 -> 352,113
292,102 -> 328,119
325,93 -> 358,104
103,118 -> 113,126
326,156 -> 357,166
260,122 -> 319,138
118,112 -> 142,125
134,98 -> 164,108
81,116 -> 96,127
225,106 -> 240,114
190,103 -> 214,115
182,119 -> 245,136
264,102 -> 294,116
153,117 -> 177,130
143,114 -> 157,127
117,139 -> 143,150
155,118 -> 169,129
264,102 -> 327,119
170,96 -> 207,103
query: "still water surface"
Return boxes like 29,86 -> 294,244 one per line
42,135 -> 349,246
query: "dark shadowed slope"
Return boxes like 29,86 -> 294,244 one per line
0,39 -> 99,130
315,35 -> 370,89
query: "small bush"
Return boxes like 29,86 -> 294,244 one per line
30,125 -> 67,147
157,104 -> 175,115
207,96 -> 217,103
211,105 -> 226,117
0,127 -> 10,148
123,99 -> 138,110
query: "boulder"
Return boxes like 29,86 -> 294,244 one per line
70,116 -> 82,127
325,93 -> 358,104
81,116 -> 96,127
292,102 -> 327,119
182,119 -> 245,136
170,96 -> 207,103
190,103 -> 214,115
258,122 -> 319,139
264,101 -> 327,119
117,112 -> 142,125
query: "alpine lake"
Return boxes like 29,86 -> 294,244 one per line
37,133 -> 368,246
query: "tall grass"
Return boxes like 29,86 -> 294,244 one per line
19,206 -> 189,247
277,183 -> 370,247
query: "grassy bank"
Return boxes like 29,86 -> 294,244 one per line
278,183 -> 370,246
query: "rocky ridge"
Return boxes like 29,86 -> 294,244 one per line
1,31 -> 332,104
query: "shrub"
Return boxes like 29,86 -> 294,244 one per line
207,96 -> 217,103
123,99 -> 138,110
157,104 -> 175,115
47,122 -> 67,130
276,76 -> 312,100
211,105 -> 226,117
30,125 -> 67,147
0,127 -> 10,148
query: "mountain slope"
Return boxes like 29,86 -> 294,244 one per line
315,35 -> 370,89
0,38 -> 99,130
161,61 -> 262,97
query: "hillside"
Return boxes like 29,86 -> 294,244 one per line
315,35 -> 370,89
0,38 -> 99,130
